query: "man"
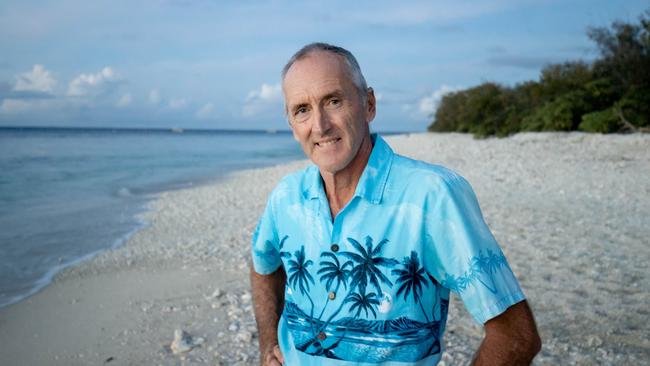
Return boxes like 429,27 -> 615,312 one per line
250,43 -> 541,365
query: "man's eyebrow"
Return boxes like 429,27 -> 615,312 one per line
289,102 -> 309,113
323,90 -> 344,100
288,90 -> 345,112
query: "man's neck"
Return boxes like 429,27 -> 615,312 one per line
320,135 -> 373,220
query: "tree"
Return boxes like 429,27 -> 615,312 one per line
343,289 -> 381,318
392,251 -> 434,322
287,246 -> 315,296
318,252 -> 352,292
340,236 -> 398,295
589,10 -> 650,94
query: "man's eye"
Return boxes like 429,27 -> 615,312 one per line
295,107 -> 308,115
329,99 -> 341,106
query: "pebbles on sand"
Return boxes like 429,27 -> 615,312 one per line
0,132 -> 648,365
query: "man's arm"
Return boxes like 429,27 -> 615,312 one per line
250,266 -> 286,366
471,300 -> 542,365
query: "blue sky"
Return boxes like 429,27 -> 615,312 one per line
0,0 -> 647,132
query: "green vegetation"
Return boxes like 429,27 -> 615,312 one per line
428,10 -> 650,137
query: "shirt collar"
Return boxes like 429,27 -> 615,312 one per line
304,133 -> 394,204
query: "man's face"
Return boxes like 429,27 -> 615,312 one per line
283,51 -> 375,175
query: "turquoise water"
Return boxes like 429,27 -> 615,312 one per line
0,127 -> 304,308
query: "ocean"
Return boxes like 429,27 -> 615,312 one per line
0,127 -> 305,308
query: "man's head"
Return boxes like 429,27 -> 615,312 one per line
282,43 -> 376,175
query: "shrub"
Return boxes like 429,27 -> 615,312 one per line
521,91 -> 589,131
579,107 -> 620,133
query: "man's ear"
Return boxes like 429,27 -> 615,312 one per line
365,87 -> 376,124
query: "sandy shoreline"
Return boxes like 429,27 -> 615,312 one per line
1,132 -> 649,365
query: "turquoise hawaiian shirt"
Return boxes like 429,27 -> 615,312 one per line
252,134 -> 525,365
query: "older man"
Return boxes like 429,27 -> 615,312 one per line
250,43 -> 541,366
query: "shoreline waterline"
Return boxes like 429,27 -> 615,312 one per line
0,128 -> 307,308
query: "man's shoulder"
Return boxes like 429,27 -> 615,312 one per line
390,152 -> 467,191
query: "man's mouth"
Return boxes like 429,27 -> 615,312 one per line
315,138 -> 341,147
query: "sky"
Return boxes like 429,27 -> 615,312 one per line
0,0 -> 647,132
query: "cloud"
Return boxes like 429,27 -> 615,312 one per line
416,84 -> 462,117
14,64 -> 56,93
116,92 -> 132,108
0,80 -> 54,100
148,89 -> 161,104
67,67 -> 120,97
242,83 -> 282,117
168,97 -> 187,109
195,102 -> 215,119
246,83 -> 282,102
0,65 -> 59,114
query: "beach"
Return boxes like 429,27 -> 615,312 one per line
0,132 -> 648,365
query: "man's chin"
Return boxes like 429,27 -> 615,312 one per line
313,159 -> 346,175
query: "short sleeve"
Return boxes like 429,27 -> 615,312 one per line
251,197 -> 283,275
425,173 -> 524,324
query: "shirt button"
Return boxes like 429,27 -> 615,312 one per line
318,332 -> 327,341
331,244 -> 339,252
328,292 -> 336,300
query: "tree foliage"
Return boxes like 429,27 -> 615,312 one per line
428,9 -> 650,136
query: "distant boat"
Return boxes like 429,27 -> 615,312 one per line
266,129 -> 277,134
171,127 -> 184,133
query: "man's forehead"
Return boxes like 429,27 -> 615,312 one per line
284,53 -> 350,86
287,51 -> 347,75
283,52 -> 352,103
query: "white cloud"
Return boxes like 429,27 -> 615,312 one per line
149,89 -> 161,104
247,83 -> 282,102
168,97 -> 187,109
116,92 -> 132,108
67,67 -> 119,97
195,102 -> 215,119
14,64 -> 56,93
1,65 -> 59,114
243,83 -> 282,117
416,84 -> 462,117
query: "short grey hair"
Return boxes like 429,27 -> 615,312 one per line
281,42 -> 368,101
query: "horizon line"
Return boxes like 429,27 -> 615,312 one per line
0,125 -> 416,135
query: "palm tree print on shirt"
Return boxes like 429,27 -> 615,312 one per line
442,249 -> 511,294
392,251 -> 443,356
281,235 -> 445,362
339,236 -> 398,296
285,245 -> 318,335
392,251 -> 438,322
287,245 -> 315,295
344,289 -> 381,318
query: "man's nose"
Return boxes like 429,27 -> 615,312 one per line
312,107 -> 332,134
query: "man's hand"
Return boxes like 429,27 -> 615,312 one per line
261,344 -> 284,366
250,266 -> 286,366
471,300 -> 541,365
